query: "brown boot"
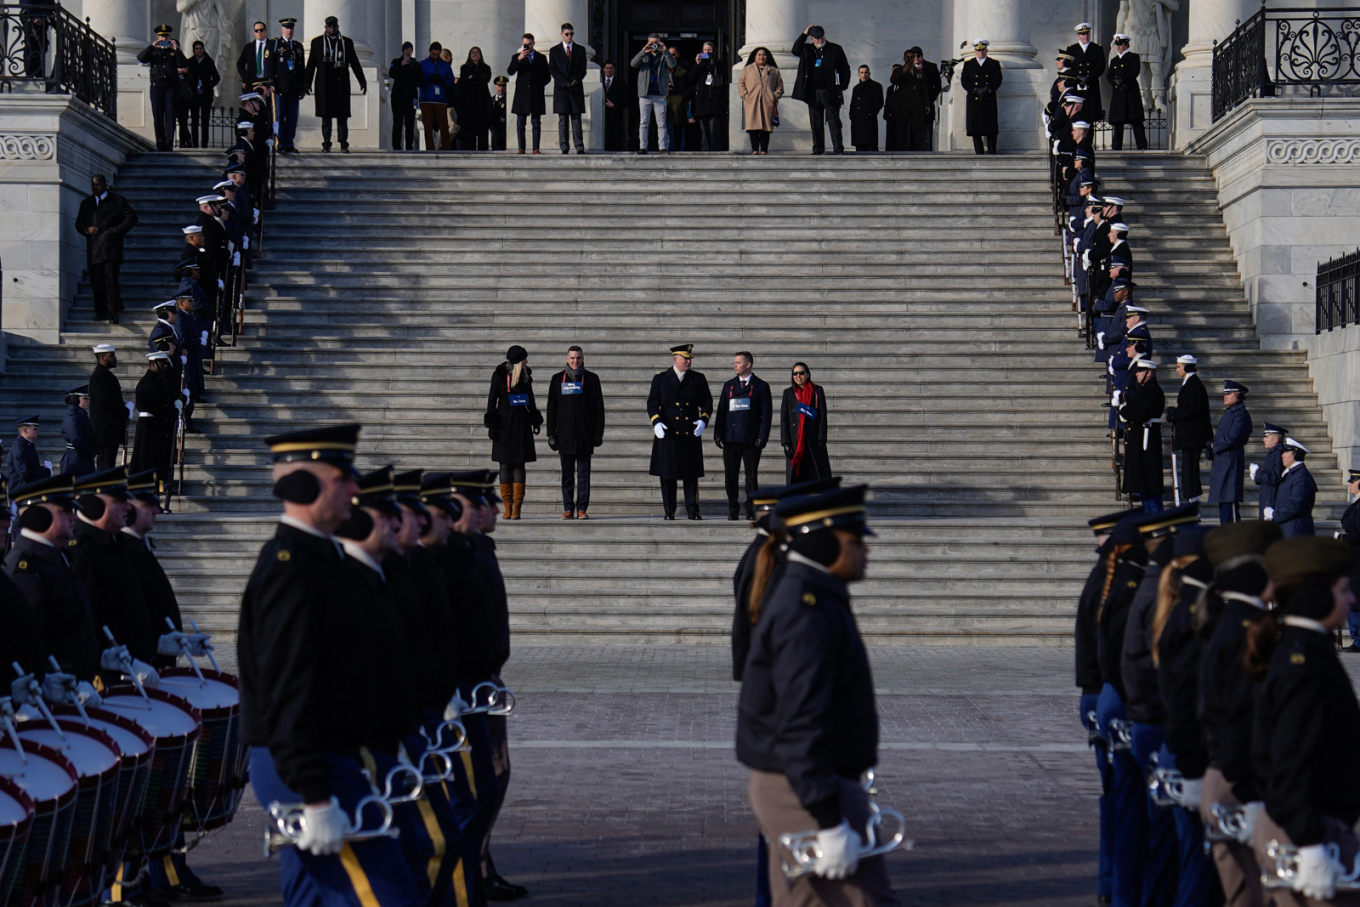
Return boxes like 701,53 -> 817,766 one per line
512,482 -> 526,520
500,483 -> 513,517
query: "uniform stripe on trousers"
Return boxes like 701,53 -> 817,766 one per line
338,845 -> 383,907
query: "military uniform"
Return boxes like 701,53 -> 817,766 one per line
1274,439 -> 1317,538
1253,424 -> 1286,520
1118,360 -> 1165,511
69,468 -> 155,662
5,416 -> 51,494
1065,28 -> 1106,122
1209,382 -> 1253,524
137,26 -> 188,151
1166,360 -> 1212,502
648,345 -> 713,519
130,353 -> 178,485
1106,40 -> 1145,150
119,471 -> 182,668
270,20 -> 307,153
960,43 -> 1002,154
60,389 -> 98,477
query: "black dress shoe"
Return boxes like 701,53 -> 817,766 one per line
174,880 -> 224,900
663,514 -> 675,520
483,875 -> 527,900
727,514 -> 739,521
1345,644 -> 1360,653
688,513 -> 702,521
109,313 -> 119,325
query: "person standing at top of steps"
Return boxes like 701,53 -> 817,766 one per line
549,23 -> 587,154
304,16 -> 366,153
632,34 -> 676,154
388,42 -> 425,152
715,352 -> 773,521
491,75 -> 509,150
1065,23 -> 1106,123
508,33 -> 551,154
1250,423 -> 1286,521
485,346 -> 542,519
961,40 -> 1002,155
602,62 -> 628,151
1107,34 -> 1147,151
649,345 -> 713,520
89,343 -> 130,471
1165,355 -> 1212,503
849,65 -> 883,153
1208,380 -> 1252,525
546,345 -> 605,519
791,25 -> 851,155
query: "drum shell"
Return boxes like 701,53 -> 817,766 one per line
0,776 -> 36,907
50,706 -> 155,851
0,738 -> 78,907
159,669 -> 246,831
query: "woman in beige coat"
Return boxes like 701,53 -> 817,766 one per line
738,47 -> 783,154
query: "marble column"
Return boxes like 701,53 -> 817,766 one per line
303,0 -> 372,59
1171,0 -> 1258,147
523,0 -> 603,149
525,0 -> 591,57
729,0 -> 807,151
85,0 -> 149,62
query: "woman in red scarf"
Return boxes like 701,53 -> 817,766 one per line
780,362 -> 831,483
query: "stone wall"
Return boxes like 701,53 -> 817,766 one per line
1308,323 -> 1360,477
0,95 -> 151,347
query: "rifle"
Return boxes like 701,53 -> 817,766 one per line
168,355 -> 188,513
1169,420 -> 1181,507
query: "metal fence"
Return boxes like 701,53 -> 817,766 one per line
0,4 -> 117,116
1317,248 -> 1360,333
1090,115 -> 1170,151
1213,4 -> 1360,122
174,104 -> 248,150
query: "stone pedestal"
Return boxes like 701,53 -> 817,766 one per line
0,96 -> 152,346
1170,0 -> 1257,149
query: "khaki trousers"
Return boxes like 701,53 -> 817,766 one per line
746,771 -> 899,907
1201,767 -> 1265,907
420,102 -> 450,150
1253,809 -> 1360,907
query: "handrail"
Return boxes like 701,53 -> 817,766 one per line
1316,247 -> 1360,333
0,5 -> 117,116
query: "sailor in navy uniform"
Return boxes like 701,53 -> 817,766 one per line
1065,23 -> 1106,122
238,424 -> 425,907
60,387 -> 98,478
5,415 -> 51,496
1272,437 -> 1317,538
648,344 -> 714,520
1250,423 -> 1286,521
1108,323 -> 1151,431
1208,380 -> 1253,524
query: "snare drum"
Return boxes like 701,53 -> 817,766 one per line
51,706 -> 155,856
16,721 -> 121,907
0,777 -> 35,907
158,669 -> 245,830
99,689 -> 200,858
0,738 -> 78,907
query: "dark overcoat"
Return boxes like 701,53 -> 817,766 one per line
1255,443 -> 1285,515
1169,373 -> 1212,450
74,191 -> 138,265
1209,402 -> 1253,504
789,33 -> 850,105
60,405 -> 97,476
1119,377 -> 1165,498
1065,41 -> 1107,120
131,367 -> 176,481
1106,51 -> 1144,122
546,369 -> 605,457
849,79 -> 883,147
780,384 -> 832,482
70,521 -> 154,663
549,43 -> 587,114
507,50 -> 550,116
88,363 -> 126,446
4,536 -> 100,680
961,56 -> 1002,135
305,34 -> 366,118
455,62 -> 493,132
118,532 -> 183,670
690,58 -> 725,118
484,363 -> 542,464
648,368 -> 713,480
1275,464 -> 1318,538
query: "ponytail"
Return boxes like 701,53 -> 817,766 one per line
747,529 -> 786,625
1243,611 -> 1280,679
1151,555 -> 1197,666
1097,543 -> 1132,623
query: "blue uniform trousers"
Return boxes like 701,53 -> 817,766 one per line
277,94 -> 300,150
1157,747 -> 1223,907
249,747 -> 423,907
1098,685 -> 1146,907
1081,693 -> 1115,899
1130,724 -> 1178,906
755,834 -> 772,907
406,716 -> 484,907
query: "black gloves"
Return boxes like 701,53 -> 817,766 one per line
783,445 -> 794,459
547,436 -> 558,451
714,436 -> 724,449
757,439 -> 767,451
1164,406 -> 1177,421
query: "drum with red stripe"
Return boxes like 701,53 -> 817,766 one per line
157,669 -> 245,831
51,706 -> 156,861
0,737 -> 78,907
0,776 -> 35,907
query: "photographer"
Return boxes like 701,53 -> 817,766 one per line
137,25 -> 188,152
689,43 -> 724,152
508,33 -> 551,153
630,34 -> 677,154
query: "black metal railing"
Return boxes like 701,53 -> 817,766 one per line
1212,4 -> 1360,122
1317,248 -> 1360,332
0,4 -> 117,116
1091,115 -> 1170,151
174,104 -> 246,150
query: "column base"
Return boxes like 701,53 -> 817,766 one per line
1170,60 -> 1214,150
943,65 -> 1049,152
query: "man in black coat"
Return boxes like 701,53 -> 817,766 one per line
602,62 -> 629,151
304,16 -> 366,152
910,47 -> 942,150
648,345 -> 713,520
962,40 -> 1002,154
549,24 -> 588,154
848,66 -> 882,152
130,353 -> 178,486
791,26 -> 851,154
546,346 -> 605,519
74,175 -> 138,324
1118,358 -> 1165,512
1106,34 -> 1146,150
119,471 -> 183,666
89,344 -> 128,470
237,20 -> 273,90
1166,355 -> 1212,503
271,18 -> 308,154
714,352 -> 773,521
1066,23 -> 1106,122
508,34 -> 551,153
388,42 -> 425,151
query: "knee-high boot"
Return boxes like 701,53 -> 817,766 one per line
512,483 -> 525,520
500,483 -> 513,518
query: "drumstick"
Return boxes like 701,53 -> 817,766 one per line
188,619 -> 222,673
0,700 -> 28,763
165,617 -> 207,682
11,661 -> 64,739
102,627 -> 151,703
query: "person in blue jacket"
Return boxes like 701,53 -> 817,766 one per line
60,387 -> 98,477
1250,422 -> 1285,520
1272,437 -> 1317,538
1208,380 -> 1253,524
419,42 -> 455,150
5,415 -> 51,496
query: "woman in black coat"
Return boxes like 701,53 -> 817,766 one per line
688,44 -> 724,151
456,47 -> 493,150
485,345 -> 542,520
780,362 -> 831,483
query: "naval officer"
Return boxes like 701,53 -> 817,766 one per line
648,345 -> 714,520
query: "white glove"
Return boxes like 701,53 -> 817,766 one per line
174,399 -> 184,413
1294,843 -> 1340,901
297,797 -> 347,855
254,208 -> 261,221
1112,391 -> 1121,407
811,821 -> 860,880
181,355 -> 188,366
1236,801 -> 1265,846
100,645 -> 131,673
10,674 -> 40,706
183,633 -> 213,657
1073,238 -> 1080,252
266,138 -> 275,150
1097,332 -> 1106,350
232,251 -> 241,267
442,694 -> 470,721
129,659 -> 160,689
217,278 -> 225,290
42,460 -> 52,471
200,330 -> 209,347
243,235 -> 250,249
653,422 -> 666,439
182,388 -> 191,400
74,681 -> 103,709
40,671 -> 78,704
694,419 -> 707,437
1174,777 -> 1203,811
124,401 -> 134,418
1264,507 -> 1275,521
1249,463 -> 1260,480
157,631 -> 188,657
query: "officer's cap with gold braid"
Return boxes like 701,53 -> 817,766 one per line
419,471 -> 465,518
1133,501 -> 1198,539
447,470 -> 490,505
669,344 -> 693,359
353,466 -> 402,517
266,424 -> 360,472
126,469 -> 161,505
476,468 -> 504,504
393,469 -> 430,518
11,473 -> 74,508
776,484 -> 875,537
750,476 -> 843,512
75,466 -> 130,501
1088,506 -> 1140,536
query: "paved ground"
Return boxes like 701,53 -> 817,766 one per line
195,645 -> 1100,906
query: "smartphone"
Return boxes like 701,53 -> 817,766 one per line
699,52 -> 710,59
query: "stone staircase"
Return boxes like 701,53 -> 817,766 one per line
0,151 -> 1344,645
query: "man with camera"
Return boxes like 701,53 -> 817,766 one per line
137,25 -> 188,151
508,33 -> 551,154
791,25 -> 851,155
630,34 -> 677,154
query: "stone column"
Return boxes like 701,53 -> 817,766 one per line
947,0 -> 1048,151
1171,0 -> 1258,147
523,0 -> 603,149
86,0 -> 149,62
304,0 -> 372,60
729,0 -> 807,151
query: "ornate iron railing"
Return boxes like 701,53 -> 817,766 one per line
0,4 -> 117,116
1317,248 -> 1360,333
1091,115 -> 1170,150
1213,4 -> 1360,122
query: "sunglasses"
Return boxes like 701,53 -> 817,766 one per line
792,371 -> 808,376
254,27 -> 265,32
563,31 -> 573,35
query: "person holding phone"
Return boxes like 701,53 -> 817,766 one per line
508,33 -> 551,153
689,43 -> 724,151
137,25 -> 187,151
781,363 -> 831,482
388,42 -> 425,151
630,34 -> 677,154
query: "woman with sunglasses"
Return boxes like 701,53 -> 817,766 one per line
781,362 -> 831,483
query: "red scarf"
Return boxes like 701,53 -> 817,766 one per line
791,383 -> 816,475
